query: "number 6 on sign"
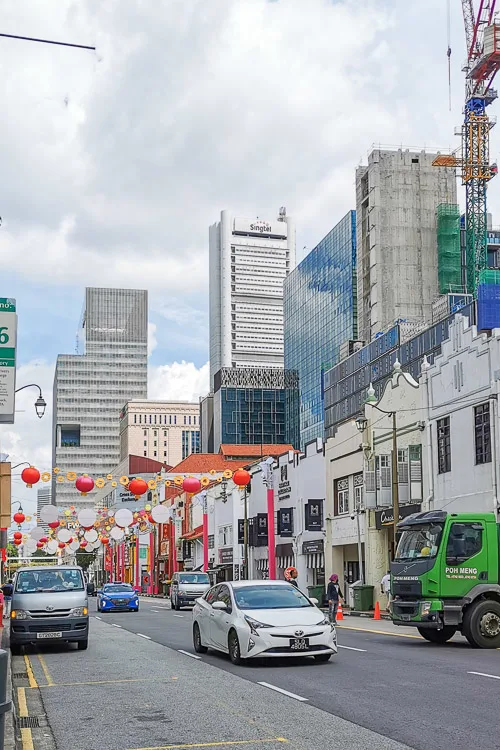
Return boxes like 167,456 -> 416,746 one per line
0,327 -> 8,344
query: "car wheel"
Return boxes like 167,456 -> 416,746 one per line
228,630 -> 242,665
10,644 -> 21,656
77,640 -> 88,651
193,622 -> 208,654
314,653 -> 332,663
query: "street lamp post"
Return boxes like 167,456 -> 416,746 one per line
15,384 -> 46,419
355,382 -> 400,559
259,457 -> 276,580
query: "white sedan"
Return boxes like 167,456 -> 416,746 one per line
192,579 -> 337,664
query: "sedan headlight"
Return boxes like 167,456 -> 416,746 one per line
317,616 -> 335,631
244,615 -> 273,635
11,610 -> 28,620
71,607 -> 88,617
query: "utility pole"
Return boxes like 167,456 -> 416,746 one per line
391,411 -> 400,554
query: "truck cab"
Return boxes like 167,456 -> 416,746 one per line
390,510 -> 500,648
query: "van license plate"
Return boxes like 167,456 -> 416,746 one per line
37,632 -> 62,639
290,638 -> 309,650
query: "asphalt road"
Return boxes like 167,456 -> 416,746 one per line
9,597 -> 500,750
88,597 -> 500,750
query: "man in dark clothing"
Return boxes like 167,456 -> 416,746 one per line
2,580 -> 13,618
327,574 -> 344,624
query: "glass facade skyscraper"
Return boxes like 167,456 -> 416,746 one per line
52,288 -> 148,509
284,211 -> 357,448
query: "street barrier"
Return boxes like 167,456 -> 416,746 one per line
0,650 -> 12,749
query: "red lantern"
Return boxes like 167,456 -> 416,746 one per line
39,536 -> 48,544
58,542 -> 66,549
48,520 -> 60,530
13,538 -> 22,546
21,466 -> 40,488
13,512 -> 25,525
13,531 -> 22,540
233,469 -> 251,488
128,478 -> 148,498
101,537 -> 109,545
36,541 -> 44,549
75,475 -> 95,496
182,477 -> 201,494
80,540 -> 88,548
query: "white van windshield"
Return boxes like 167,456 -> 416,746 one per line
16,569 -> 84,593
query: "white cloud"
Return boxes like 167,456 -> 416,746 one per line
149,361 -> 209,403
148,322 -> 158,357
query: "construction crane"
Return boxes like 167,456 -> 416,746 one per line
434,1 -> 500,294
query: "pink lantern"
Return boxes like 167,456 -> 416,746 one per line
75,475 -> 95,496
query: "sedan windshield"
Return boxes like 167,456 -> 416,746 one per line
178,574 -> 209,584
395,524 -> 443,561
16,569 -> 84,593
104,585 -> 134,593
234,585 -> 313,610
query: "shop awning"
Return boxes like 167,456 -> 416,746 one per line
306,552 -> 324,570
276,555 -> 294,570
181,525 -> 203,541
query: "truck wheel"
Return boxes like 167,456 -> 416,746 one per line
463,600 -> 500,648
417,627 -> 456,644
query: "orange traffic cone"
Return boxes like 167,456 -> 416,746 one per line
373,600 -> 381,621
336,602 -> 344,621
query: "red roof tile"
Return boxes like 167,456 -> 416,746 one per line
220,444 -> 294,459
168,453 -> 243,474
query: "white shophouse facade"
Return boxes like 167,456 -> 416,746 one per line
423,314 -> 500,515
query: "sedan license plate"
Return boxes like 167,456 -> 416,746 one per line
290,638 -> 309,651
37,631 -> 63,639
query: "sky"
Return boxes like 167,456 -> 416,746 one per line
1,0 -> 498,514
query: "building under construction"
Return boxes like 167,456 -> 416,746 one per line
356,148 -> 458,343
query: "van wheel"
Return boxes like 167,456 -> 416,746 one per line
463,600 -> 500,648
417,627 -> 456,644
10,644 -> 21,656
77,639 -> 88,651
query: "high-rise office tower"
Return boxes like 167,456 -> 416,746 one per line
356,149 -> 457,343
36,486 -> 52,532
209,209 -> 296,388
284,211 -> 358,448
52,288 -> 148,509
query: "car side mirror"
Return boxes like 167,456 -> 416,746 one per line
212,601 -> 227,611
310,597 -> 319,605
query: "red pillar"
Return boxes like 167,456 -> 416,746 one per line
135,535 -> 140,591
171,522 -> 177,574
148,532 -> 154,594
267,486 -> 276,580
202,493 -> 208,572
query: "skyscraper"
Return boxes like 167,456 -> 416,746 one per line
356,149 -> 457,343
36,486 -> 52,532
209,209 -> 296,388
52,288 -> 148,509
284,211 -> 358,448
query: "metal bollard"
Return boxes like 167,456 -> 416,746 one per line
0,650 -> 12,749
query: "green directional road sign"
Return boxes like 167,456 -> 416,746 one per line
0,298 -> 17,424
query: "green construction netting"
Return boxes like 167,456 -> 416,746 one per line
437,203 -> 462,294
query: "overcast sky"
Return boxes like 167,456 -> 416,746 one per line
1,0 -> 497,514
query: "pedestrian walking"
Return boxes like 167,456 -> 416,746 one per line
2,580 -> 13,618
381,570 -> 391,611
327,574 -> 343,624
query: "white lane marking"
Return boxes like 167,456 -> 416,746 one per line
338,644 -> 367,652
258,682 -> 308,702
468,671 -> 500,680
112,624 -> 122,628
136,633 -> 152,640
95,616 -> 102,620
151,609 -> 159,612
173,614 -> 184,618
178,649 -> 201,660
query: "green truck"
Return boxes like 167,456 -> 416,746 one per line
390,510 -> 500,648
